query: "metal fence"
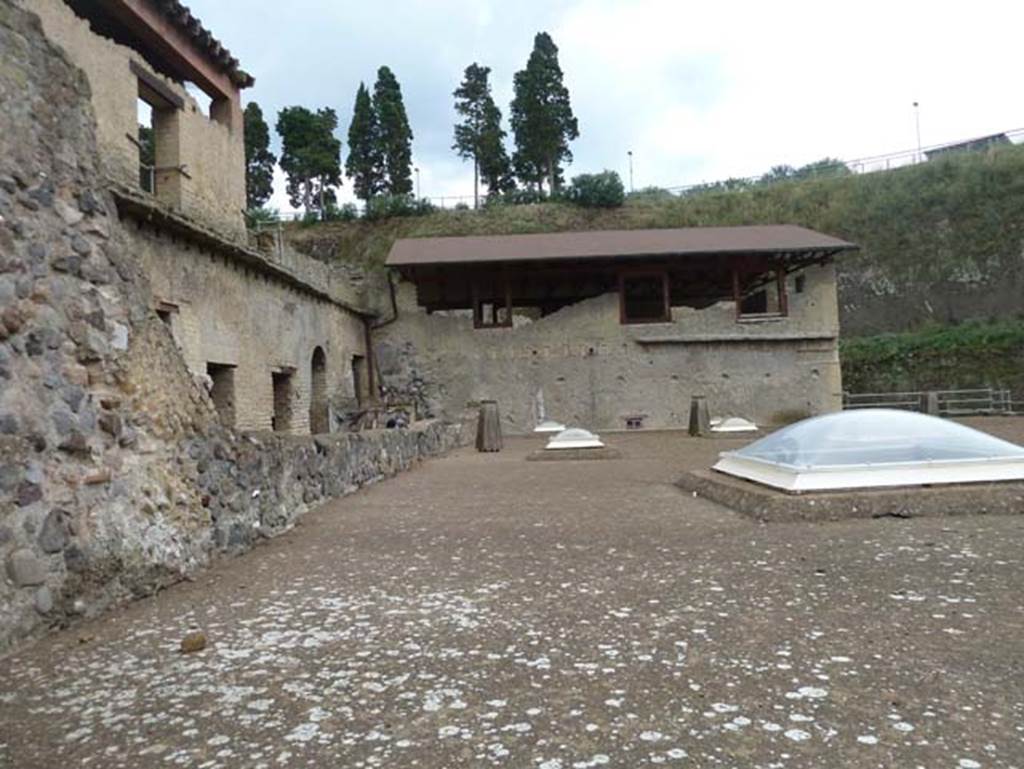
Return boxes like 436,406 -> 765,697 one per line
842,388 -> 1021,416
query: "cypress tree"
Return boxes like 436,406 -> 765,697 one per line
345,83 -> 384,201
510,32 -> 579,194
453,63 -> 513,207
243,102 -> 276,209
372,66 -> 414,196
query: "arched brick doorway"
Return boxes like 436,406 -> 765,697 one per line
309,346 -> 329,434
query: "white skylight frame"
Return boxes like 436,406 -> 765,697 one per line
546,428 -> 605,450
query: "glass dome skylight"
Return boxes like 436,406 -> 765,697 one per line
713,409 -> 1024,492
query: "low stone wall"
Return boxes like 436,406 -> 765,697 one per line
678,470 -> 1024,523
190,421 -> 465,553
3,418 -> 464,652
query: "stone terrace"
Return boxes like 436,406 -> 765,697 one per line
1,422 -> 1023,768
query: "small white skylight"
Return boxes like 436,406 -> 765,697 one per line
545,428 -> 605,450
534,419 -> 567,434
711,417 -> 758,433
713,409 -> 1024,492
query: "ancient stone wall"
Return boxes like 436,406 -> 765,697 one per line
25,0 -> 248,241
376,262 -> 842,433
0,4 -> 462,652
130,220 -> 368,433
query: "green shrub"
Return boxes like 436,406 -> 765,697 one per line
493,188 -> 547,206
568,170 -> 626,208
839,320 -> 1024,393
364,194 -> 436,221
321,202 -> 360,222
244,207 -> 279,228
628,186 -> 675,202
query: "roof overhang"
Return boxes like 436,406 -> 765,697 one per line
387,225 -> 858,269
90,0 -> 253,99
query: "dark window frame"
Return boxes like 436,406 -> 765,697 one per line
619,269 -> 671,325
733,264 -> 789,321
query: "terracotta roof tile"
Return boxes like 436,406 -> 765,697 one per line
150,0 -> 253,88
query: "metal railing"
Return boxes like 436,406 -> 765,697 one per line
843,387 -> 1020,416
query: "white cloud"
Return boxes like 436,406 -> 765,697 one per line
202,0 -> 1024,207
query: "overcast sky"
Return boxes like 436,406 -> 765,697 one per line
187,0 -> 1024,212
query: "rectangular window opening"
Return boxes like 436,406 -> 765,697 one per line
272,369 -> 294,433
206,363 -> 236,427
736,266 -> 789,321
620,272 -> 670,324
137,97 -> 155,193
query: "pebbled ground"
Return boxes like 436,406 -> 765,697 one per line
1,420 -> 1023,769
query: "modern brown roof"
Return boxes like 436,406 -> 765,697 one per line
387,225 -> 857,267
147,0 -> 254,88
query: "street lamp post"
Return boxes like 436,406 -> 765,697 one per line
414,167 -> 421,199
913,102 -> 922,163
627,150 -> 634,193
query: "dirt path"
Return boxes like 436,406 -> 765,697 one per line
2,423 -> 1023,768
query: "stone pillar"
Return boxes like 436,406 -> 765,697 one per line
476,400 -> 502,452
688,395 -> 711,437
924,391 -> 940,416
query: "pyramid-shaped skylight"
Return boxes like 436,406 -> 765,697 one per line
713,409 -> 1024,492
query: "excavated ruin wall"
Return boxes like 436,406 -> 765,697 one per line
0,4 -> 462,652
375,264 -> 842,434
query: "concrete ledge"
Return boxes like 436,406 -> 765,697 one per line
527,447 -> 622,462
677,469 -> 1024,523
111,186 -> 369,315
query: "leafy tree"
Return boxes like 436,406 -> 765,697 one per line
510,32 -> 579,193
372,66 -> 414,196
275,106 -> 342,214
568,170 -> 625,208
243,102 -> 277,209
345,83 -> 384,201
453,63 -> 514,207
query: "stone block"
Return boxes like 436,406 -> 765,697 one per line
38,509 -> 69,553
6,549 -> 47,587
34,586 -> 54,614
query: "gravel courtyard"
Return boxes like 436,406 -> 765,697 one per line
2,421 -> 1023,769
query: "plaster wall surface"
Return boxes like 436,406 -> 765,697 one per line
378,262 -> 843,433
25,0 -> 248,241
130,222 -> 368,434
